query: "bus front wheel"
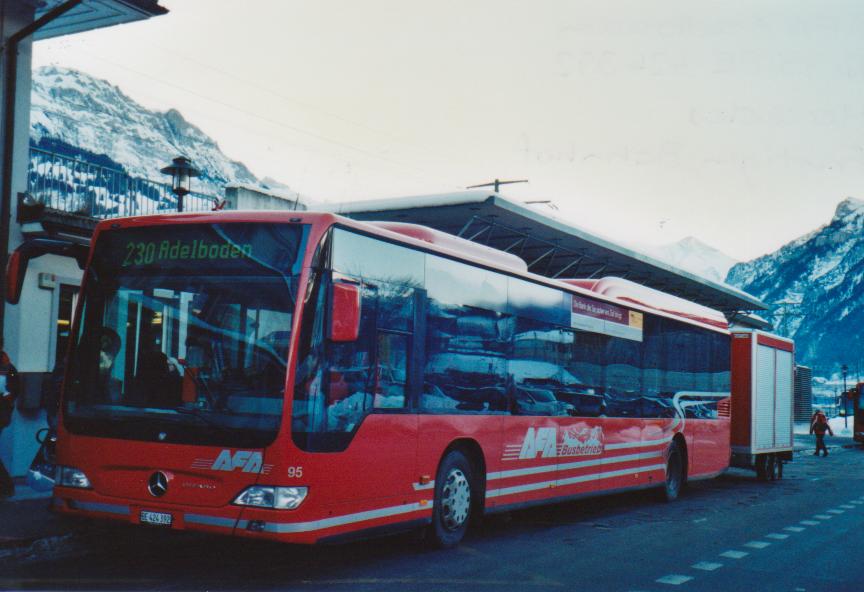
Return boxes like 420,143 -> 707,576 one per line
431,450 -> 474,548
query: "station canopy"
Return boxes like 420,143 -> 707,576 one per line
325,191 -> 767,317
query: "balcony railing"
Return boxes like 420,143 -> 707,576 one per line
27,147 -> 219,219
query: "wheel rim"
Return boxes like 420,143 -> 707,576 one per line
440,468 -> 471,531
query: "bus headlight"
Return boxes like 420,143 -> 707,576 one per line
56,466 -> 92,489
233,486 -> 307,510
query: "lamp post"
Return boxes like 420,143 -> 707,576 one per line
160,156 -> 200,213
842,364 -> 849,428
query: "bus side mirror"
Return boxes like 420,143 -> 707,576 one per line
329,282 -> 361,342
5,249 -> 26,304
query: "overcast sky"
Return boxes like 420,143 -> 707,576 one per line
32,0 -> 864,261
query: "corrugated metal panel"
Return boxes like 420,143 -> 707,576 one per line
794,365 -> 813,422
755,345 -> 776,450
774,350 -> 794,447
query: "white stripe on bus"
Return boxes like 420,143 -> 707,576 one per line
487,450 -> 663,481
257,501 -> 430,534
487,463 -> 667,498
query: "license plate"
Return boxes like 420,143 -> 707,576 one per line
140,510 -> 173,526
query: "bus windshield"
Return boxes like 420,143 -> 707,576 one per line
63,222 -> 309,448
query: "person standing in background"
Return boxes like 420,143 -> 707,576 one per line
0,339 -> 19,498
810,410 -> 834,457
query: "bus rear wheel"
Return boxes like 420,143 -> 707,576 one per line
661,441 -> 685,502
431,450 -> 473,548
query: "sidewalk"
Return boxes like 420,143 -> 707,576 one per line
0,478 -> 67,553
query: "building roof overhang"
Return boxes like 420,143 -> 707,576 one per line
32,0 -> 166,40
326,191 -> 768,315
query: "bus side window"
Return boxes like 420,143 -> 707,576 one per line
374,332 -> 408,409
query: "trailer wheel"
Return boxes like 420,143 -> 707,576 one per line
661,441 -> 684,502
776,458 -> 783,480
766,454 -> 777,481
430,450 -> 474,548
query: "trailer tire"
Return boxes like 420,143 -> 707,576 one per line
766,454 -> 777,481
430,450 -> 474,549
661,441 -> 685,502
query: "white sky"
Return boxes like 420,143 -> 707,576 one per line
32,0 -> 864,261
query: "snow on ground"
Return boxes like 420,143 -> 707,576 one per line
793,416 -> 854,436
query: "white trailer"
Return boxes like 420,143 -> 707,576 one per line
730,330 -> 795,480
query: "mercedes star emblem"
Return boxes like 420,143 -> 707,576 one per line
148,471 -> 169,497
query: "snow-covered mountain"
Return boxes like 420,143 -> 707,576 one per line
29,66 -> 285,196
638,236 -> 737,283
726,197 -> 864,375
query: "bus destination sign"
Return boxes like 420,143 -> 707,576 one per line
570,294 -> 643,342
121,239 -> 253,268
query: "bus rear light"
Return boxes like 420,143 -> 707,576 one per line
233,486 -> 308,510
56,466 -> 92,489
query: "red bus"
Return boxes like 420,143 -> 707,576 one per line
854,383 -> 864,444
28,212 -> 732,547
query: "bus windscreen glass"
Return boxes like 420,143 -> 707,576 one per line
63,222 -> 308,448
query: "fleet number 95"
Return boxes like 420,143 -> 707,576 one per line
287,466 -> 303,478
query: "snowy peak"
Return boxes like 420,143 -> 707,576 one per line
832,196 -> 864,222
30,66 -> 285,195
726,197 -> 864,375
638,236 -> 737,284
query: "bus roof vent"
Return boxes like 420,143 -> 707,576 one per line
559,276 -> 728,330
369,221 -> 528,273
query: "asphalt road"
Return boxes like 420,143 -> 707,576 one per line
3,436 -> 863,592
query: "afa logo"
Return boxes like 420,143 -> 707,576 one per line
513,426 -> 605,460
518,427 -> 558,459
211,449 -> 263,473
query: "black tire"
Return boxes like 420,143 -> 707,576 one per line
755,455 -> 767,481
766,454 -> 776,481
430,450 -> 474,549
661,441 -> 685,502
776,457 -> 784,480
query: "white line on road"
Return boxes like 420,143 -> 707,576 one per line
692,518 -> 707,523
800,520 -> 820,526
656,575 -> 693,585
744,541 -> 771,549
840,504 -> 855,509
813,514 -> 833,519
766,533 -> 789,540
691,562 -> 723,571
720,551 -> 749,559
784,526 -> 806,532
827,509 -> 845,514
851,501 -> 863,505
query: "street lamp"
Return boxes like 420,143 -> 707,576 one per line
160,156 -> 200,213
842,364 -> 849,428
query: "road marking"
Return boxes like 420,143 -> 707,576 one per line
851,500 -> 863,505
827,509 -> 845,514
800,520 -> 820,526
656,575 -> 693,585
691,562 -> 723,571
766,533 -> 789,540
813,514 -> 833,520
720,550 -> 749,559
744,541 -> 771,549
692,518 -> 707,523
810,478 -> 821,482
840,504 -> 855,509
784,526 -> 805,532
